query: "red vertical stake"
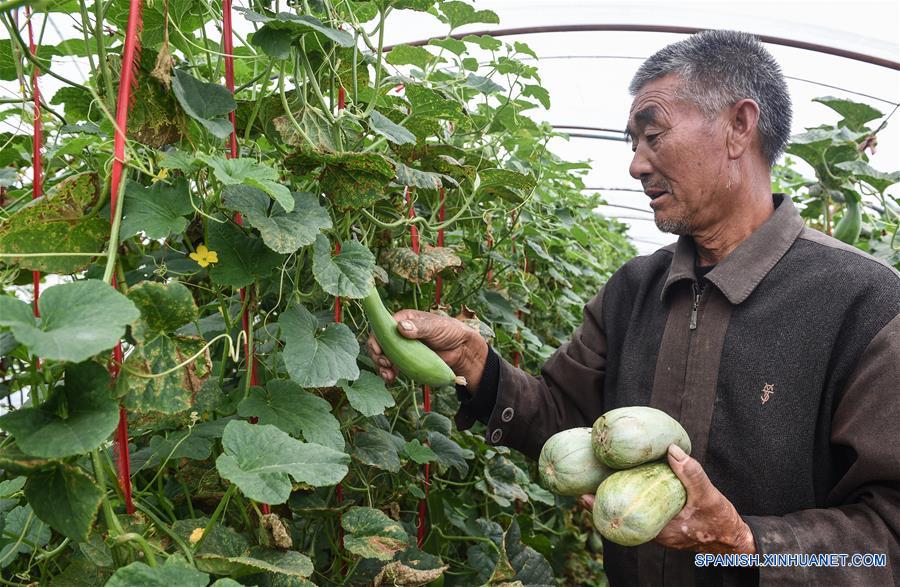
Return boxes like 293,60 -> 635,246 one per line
108,0 -> 143,516
335,91 -> 346,566
25,7 -> 42,325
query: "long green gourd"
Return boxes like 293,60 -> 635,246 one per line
361,286 -> 464,387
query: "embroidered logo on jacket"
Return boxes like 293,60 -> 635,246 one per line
760,383 -> 775,404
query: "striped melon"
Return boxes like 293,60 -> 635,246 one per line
539,428 -> 612,496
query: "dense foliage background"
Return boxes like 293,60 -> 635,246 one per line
0,0 -> 897,585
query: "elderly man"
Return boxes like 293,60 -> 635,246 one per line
368,30 -> 899,585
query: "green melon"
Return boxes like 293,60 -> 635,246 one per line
591,406 -> 691,469
539,427 -> 612,496
592,461 -> 686,546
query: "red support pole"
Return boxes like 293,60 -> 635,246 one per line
25,7 -> 42,326
335,79 -> 347,564
108,0 -> 144,516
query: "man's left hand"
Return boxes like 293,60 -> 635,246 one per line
654,444 -> 757,554
578,444 -> 757,554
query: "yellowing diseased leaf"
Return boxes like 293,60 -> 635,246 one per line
342,506 -> 412,561
382,246 -> 462,284
374,560 -> 449,587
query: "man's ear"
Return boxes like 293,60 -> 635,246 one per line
726,99 -> 761,160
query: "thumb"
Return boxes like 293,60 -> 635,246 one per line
393,310 -> 438,340
667,444 -> 710,495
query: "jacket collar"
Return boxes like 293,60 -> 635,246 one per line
661,194 -> 805,305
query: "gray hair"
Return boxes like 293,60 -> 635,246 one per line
629,30 -> 792,167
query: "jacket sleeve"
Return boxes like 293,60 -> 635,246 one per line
743,313 -> 900,585
455,285 -> 609,460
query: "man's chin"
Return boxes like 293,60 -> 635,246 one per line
654,215 -> 690,235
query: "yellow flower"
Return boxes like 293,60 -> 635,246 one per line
188,527 -> 204,544
189,244 -> 219,268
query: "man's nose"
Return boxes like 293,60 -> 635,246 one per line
629,146 -> 652,180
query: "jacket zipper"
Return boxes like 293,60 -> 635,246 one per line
689,282 -> 701,330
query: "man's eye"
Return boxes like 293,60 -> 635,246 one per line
646,133 -> 660,143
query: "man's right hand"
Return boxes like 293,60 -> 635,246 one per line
366,310 -> 489,392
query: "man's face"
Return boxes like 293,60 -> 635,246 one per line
626,75 -> 731,235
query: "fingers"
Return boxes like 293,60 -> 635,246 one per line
392,309 -> 455,342
578,493 -> 595,511
667,444 -> 713,498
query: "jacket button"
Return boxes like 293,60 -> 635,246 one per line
490,428 -> 503,444
501,407 -> 514,422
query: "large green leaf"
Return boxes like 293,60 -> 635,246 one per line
0,444 -> 65,476
339,371 -> 395,417
813,96 -> 882,132
238,380 -> 344,451
312,234 -> 375,298
386,44 -> 440,70
394,162 -> 455,190
215,420 -> 349,504
278,304 -> 360,387
207,218 -> 284,288
0,362 -> 119,458
440,1 -> 499,29
382,246 -> 462,283
342,506 -> 412,561
209,547 -> 314,578
369,111 -> 416,145
0,505 -> 50,568
223,187 -> 332,254
234,8 -> 354,47
251,25 -> 294,59
0,280 -> 138,363
835,160 -> 900,193
273,106 -> 340,151
464,73 -> 504,95
24,465 -> 103,542
172,69 -> 236,139
197,154 -> 294,212
120,178 -> 194,241
128,281 -> 198,337
106,556 -> 209,587
405,85 -> 462,121
0,173 -> 108,273
352,427 -> 403,472
427,431 -> 473,476
403,439 -> 438,464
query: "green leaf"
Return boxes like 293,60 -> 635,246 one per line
24,465 -> 103,542
0,280 -> 139,363
0,444 -> 65,476
339,371 -> 395,417
197,154 -> 294,212
464,74 -> 504,95
312,235 -> 376,299
238,380 -> 344,451
462,34 -> 502,51
405,85 -> 462,121
207,218 -> 285,288
215,420 -> 349,504
251,25 -> 294,59
128,281 -> 198,336
172,69 -> 237,139
342,506 -> 412,561
286,151 -> 395,210
813,96 -> 882,132
369,111 -> 416,145
403,439 -> 438,464
223,187 -> 332,254
234,8 -> 354,47
394,162 -> 455,190
421,412 -> 452,436
106,556 -> 209,587
0,505 -> 50,568
214,547 -> 314,577
0,172 -> 108,273
352,427 -> 403,472
835,160 -> 900,193
522,84 -> 550,109
120,178 -> 194,241
0,477 -> 25,499
278,304 -> 360,387
273,106 -> 340,151
427,431 -> 473,476
0,362 -> 119,458
429,37 -> 467,55
440,1 -> 499,29
386,44 -> 440,70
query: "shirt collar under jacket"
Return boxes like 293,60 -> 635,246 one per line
660,194 -> 806,305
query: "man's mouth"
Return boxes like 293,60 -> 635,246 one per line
645,189 -> 668,200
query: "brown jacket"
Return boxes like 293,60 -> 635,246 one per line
457,195 -> 900,586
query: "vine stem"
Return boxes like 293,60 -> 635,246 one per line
192,484 -> 237,553
361,8 -> 386,117
101,177 -> 126,284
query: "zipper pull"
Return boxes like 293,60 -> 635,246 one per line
689,282 -> 700,330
